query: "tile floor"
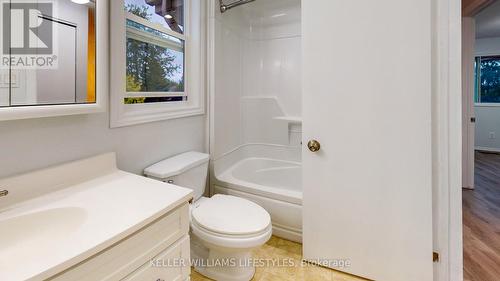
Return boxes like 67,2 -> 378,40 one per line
190,236 -> 367,281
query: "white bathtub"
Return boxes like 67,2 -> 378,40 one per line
213,145 -> 302,242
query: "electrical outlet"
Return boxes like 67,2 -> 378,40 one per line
489,132 -> 496,139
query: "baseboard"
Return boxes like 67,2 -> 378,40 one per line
272,225 -> 302,243
475,146 -> 500,154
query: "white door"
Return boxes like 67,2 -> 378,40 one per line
302,1 -> 434,281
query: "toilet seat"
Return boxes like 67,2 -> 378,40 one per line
190,195 -> 272,248
192,194 -> 271,236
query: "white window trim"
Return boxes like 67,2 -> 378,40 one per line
0,1 -> 108,121
474,103 -> 500,107
126,13 -> 186,41
110,0 -> 205,128
126,30 -> 183,54
125,91 -> 186,98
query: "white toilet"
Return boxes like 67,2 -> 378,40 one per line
144,151 -> 272,281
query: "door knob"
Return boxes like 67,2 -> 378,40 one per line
307,140 -> 321,152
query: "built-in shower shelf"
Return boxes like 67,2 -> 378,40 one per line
273,116 -> 302,125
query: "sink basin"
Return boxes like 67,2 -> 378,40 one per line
0,207 -> 87,255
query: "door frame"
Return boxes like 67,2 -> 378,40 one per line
462,17 -> 476,190
433,0 -> 463,280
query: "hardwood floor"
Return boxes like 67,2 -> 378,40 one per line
463,151 -> 500,281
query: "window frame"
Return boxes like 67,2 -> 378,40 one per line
110,0 -> 205,128
474,55 -> 500,107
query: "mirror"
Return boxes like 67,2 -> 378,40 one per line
0,0 -> 96,107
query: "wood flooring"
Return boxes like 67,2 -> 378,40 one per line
463,151 -> 500,281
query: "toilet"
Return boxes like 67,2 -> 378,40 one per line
144,151 -> 272,281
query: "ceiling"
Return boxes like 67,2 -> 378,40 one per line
476,0 -> 500,38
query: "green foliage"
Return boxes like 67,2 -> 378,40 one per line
125,75 -> 145,104
479,58 -> 500,103
126,74 -> 141,92
125,4 -> 184,95
124,97 -> 146,104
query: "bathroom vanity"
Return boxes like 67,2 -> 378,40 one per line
0,153 -> 193,281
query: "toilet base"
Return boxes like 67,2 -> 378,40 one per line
194,264 -> 255,281
191,234 -> 257,281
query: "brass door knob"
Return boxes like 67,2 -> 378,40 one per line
307,140 -> 321,152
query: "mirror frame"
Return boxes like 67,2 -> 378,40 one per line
0,0 -> 108,121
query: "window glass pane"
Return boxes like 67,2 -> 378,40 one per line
479,56 -> 500,103
124,96 -> 186,104
124,0 -> 184,35
126,22 -> 185,93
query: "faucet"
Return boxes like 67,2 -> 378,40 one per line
0,190 -> 8,197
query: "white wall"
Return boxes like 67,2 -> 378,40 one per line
474,37 -> 500,151
475,106 -> 500,151
212,9 -> 245,158
0,114 -> 206,178
242,11 -> 301,117
212,0 -> 301,159
476,37 -> 500,55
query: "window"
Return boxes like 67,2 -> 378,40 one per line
124,1 -> 185,104
110,0 -> 205,127
474,56 -> 500,104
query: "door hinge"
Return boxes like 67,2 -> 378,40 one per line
433,252 -> 439,262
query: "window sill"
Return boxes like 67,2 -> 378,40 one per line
110,104 -> 205,128
474,103 -> 500,107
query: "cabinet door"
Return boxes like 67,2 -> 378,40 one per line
122,236 -> 190,281
302,1 -> 433,280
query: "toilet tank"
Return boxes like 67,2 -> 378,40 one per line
144,151 -> 210,201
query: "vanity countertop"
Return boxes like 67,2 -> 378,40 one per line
0,155 -> 193,281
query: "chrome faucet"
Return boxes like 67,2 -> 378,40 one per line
0,190 -> 8,197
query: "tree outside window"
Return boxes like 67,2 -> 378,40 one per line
475,56 -> 500,103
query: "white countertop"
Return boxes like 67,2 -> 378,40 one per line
0,169 -> 193,281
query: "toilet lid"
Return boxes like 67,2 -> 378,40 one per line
191,195 -> 271,236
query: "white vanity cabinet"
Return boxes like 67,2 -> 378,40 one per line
0,153 -> 193,281
122,236 -> 190,281
49,204 -> 191,281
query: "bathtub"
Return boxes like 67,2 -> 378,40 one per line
213,144 -> 302,242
